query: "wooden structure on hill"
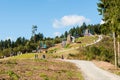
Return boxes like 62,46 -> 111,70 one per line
61,34 -> 75,47
66,34 -> 71,44
84,29 -> 93,36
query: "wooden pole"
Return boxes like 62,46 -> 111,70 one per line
118,35 -> 120,65
113,32 -> 117,68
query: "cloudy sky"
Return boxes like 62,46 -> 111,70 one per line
0,0 -> 101,41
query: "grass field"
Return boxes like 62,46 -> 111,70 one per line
0,59 -> 84,80
10,53 -> 35,59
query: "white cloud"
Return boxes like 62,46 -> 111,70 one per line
100,20 -> 105,24
53,32 -> 61,37
53,15 -> 90,28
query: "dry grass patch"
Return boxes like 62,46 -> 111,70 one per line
93,60 -> 120,76
0,59 -> 83,80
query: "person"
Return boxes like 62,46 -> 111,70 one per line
42,54 -> 45,59
35,54 -> 38,59
61,55 -> 64,59
34,54 -> 37,59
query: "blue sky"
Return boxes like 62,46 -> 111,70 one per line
0,0 -> 101,41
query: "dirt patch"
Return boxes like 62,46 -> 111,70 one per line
93,60 -> 120,75
0,59 -> 83,80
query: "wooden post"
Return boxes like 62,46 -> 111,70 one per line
118,35 -> 120,65
113,32 -> 117,68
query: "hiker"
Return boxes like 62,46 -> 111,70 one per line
35,54 -> 38,59
34,54 -> 36,59
61,55 -> 64,59
42,54 -> 46,59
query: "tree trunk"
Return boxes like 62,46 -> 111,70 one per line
118,35 -> 120,65
113,32 -> 117,68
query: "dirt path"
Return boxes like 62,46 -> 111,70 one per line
64,60 -> 120,80
56,35 -> 103,54
86,35 -> 103,46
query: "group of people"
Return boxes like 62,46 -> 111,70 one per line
35,54 -> 64,59
34,54 -> 46,59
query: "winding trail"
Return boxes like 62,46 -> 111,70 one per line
60,35 -> 120,80
64,60 -> 120,80
57,35 -> 103,53
86,35 -> 103,46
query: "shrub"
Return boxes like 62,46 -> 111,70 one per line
5,60 -> 17,65
68,53 -> 76,57
48,48 -> 58,53
83,45 -> 114,62
83,46 -> 98,60
7,70 -> 19,80
100,47 -> 114,62
64,44 -> 70,48
39,73 -> 49,80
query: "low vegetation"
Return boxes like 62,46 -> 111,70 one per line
68,36 -> 114,64
0,59 -> 84,80
47,35 -> 99,59
75,36 -> 98,45
10,53 -> 35,59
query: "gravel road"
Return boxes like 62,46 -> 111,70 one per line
64,60 -> 120,80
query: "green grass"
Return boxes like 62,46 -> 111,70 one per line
75,36 -> 98,45
7,70 -> 19,80
115,71 -> 120,76
10,53 -> 35,59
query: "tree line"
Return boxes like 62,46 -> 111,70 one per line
0,23 -> 101,58
60,23 -> 101,38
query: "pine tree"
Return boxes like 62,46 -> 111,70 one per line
97,0 -> 120,68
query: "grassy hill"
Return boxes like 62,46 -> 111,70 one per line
9,35 -> 114,64
0,35 -> 118,79
46,35 -> 99,59
52,35 -> 114,63
72,36 -> 114,63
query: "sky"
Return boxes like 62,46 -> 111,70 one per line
0,0 -> 102,41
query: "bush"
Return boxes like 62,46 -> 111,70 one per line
7,70 -> 19,80
0,51 -> 3,58
64,44 -> 70,48
39,73 -> 49,80
2,48 -> 12,57
48,48 -> 58,53
68,53 -> 76,57
67,36 -> 114,64
100,46 -> 114,62
83,45 -> 114,62
53,38 -> 62,44
83,46 -> 99,60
